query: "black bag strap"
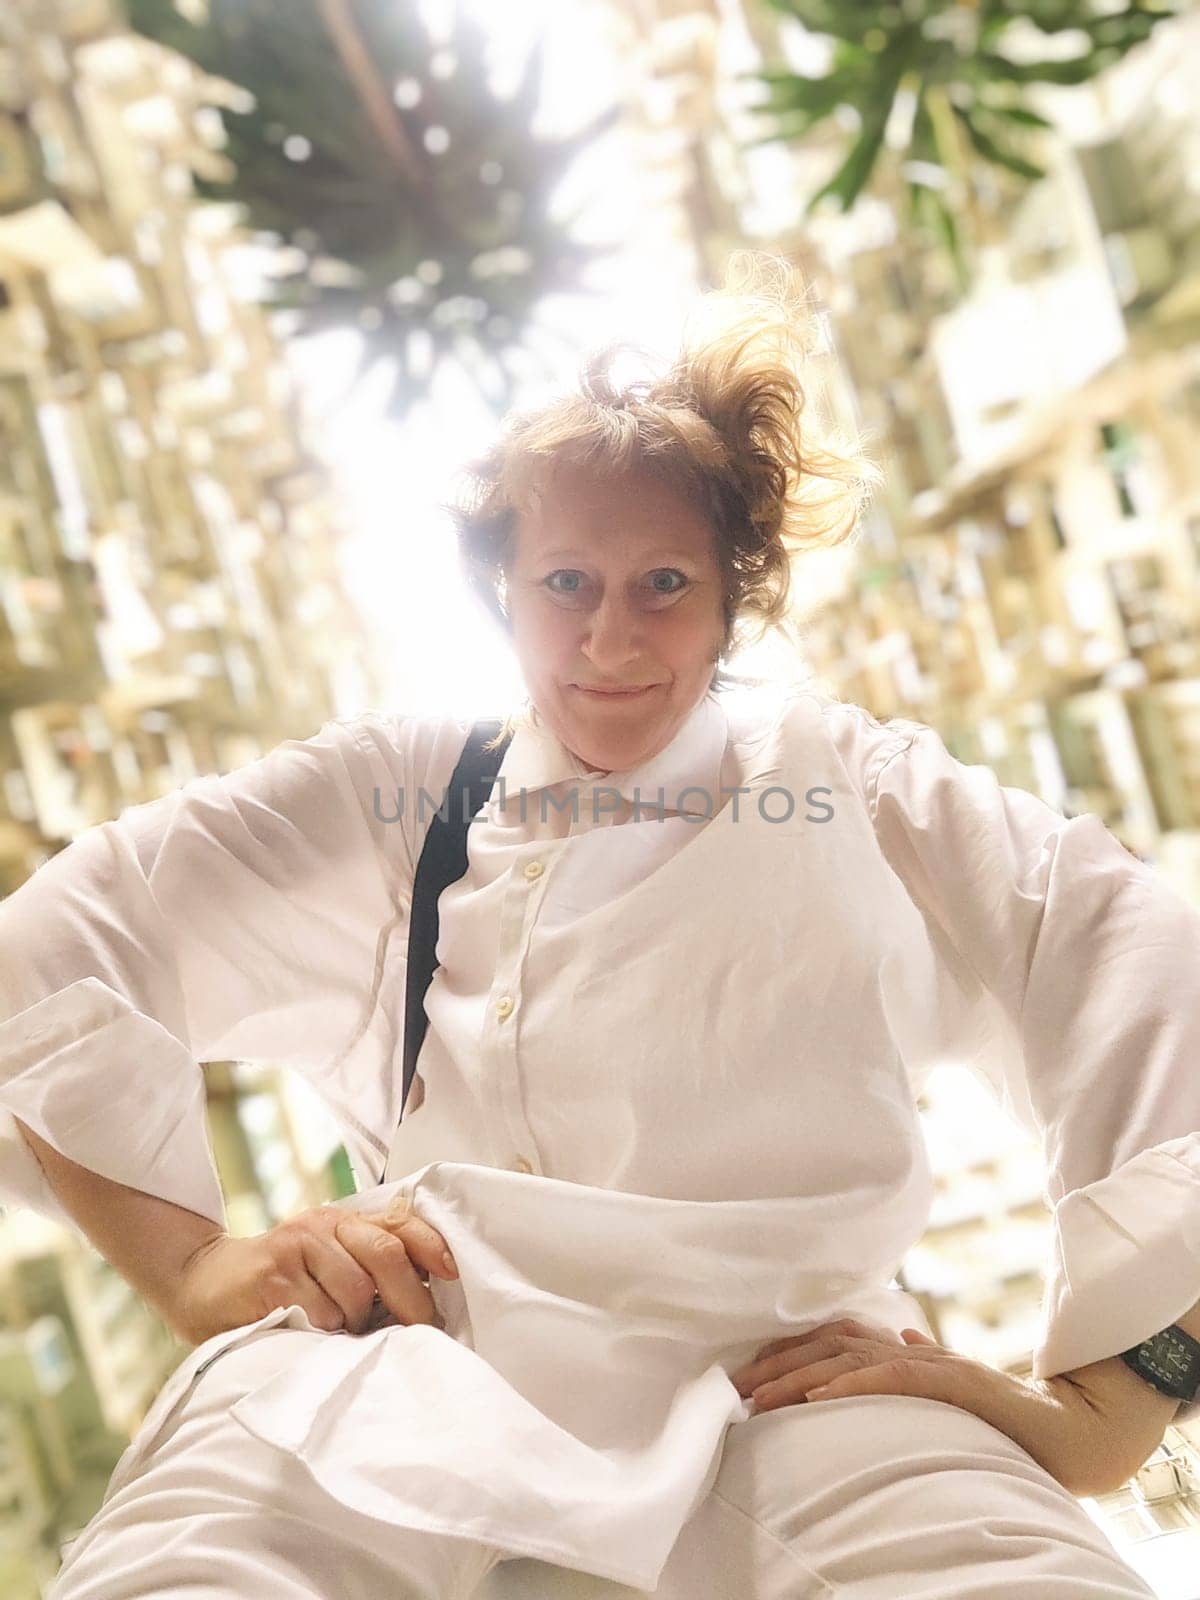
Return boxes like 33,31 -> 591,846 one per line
400,718 -> 512,1121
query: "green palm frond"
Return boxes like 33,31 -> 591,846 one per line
952,105 -> 1047,182
805,62 -> 904,213
123,0 -> 618,418
906,87 -> 969,292
747,0 -> 1182,227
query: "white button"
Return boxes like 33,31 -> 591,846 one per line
523,860 -> 544,881
495,995 -> 514,1020
510,1156 -> 533,1174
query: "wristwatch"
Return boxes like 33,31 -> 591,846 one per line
1119,1324 -> 1200,1404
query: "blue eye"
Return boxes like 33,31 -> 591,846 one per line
545,571 -> 585,594
542,568 -> 689,601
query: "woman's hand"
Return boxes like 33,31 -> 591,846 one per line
729,1317 -> 1178,1499
168,1198 -> 458,1347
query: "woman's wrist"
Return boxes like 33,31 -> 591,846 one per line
163,1231 -> 241,1344
14,1117 -> 228,1335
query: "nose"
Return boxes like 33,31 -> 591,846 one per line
579,592 -> 644,674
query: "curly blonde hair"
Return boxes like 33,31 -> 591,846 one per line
445,252 -> 882,742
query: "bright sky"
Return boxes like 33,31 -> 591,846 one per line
288,0 -> 708,720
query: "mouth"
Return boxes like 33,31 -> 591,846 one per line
570,684 -> 657,700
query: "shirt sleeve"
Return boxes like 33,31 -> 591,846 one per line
0,713 -> 421,1232
861,712 -> 1200,1423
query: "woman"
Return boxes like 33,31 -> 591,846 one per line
1,258 -> 1196,1599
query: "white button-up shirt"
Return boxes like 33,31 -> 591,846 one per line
1,683 -> 1198,1586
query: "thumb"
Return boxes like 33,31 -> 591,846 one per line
901,1327 -> 939,1346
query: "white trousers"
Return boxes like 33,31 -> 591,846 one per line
49,1323 -> 1157,1600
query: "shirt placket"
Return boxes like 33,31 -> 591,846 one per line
477,826 -> 566,1176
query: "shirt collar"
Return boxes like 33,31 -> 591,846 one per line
496,691 -> 729,818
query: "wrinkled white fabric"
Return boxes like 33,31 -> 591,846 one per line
238,1162 -> 943,1585
50,1300 -> 1157,1600
2,681 -> 1199,1587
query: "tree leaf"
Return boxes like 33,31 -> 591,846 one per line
805,88 -> 895,213
977,101 -> 1055,130
977,46 -> 1116,86
952,103 -> 1046,180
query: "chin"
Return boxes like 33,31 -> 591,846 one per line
568,720 -> 666,771
540,682 -> 686,766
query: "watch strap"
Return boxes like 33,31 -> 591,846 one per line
1119,1323 -> 1200,1404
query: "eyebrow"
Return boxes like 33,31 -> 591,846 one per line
535,548 -> 701,564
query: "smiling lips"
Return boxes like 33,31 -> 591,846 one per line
572,684 -> 656,699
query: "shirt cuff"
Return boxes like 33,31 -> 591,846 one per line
0,975 -> 227,1230
0,1111 -> 73,1226
1032,1134 -> 1200,1425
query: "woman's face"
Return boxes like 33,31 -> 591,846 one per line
504,461 -> 727,774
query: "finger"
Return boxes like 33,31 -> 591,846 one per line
259,1262 -> 346,1334
752,1324 -> 848,1360
372,1207 -> 458,1279
334,1217 -> 440,1327
739,1332 -> 931,1401
745,1334 -> 811,1365
798,1358 -> 939,1408
751,1353 -> 874,1411
733,1335 -> 862,1395
299,1230 -> 382,1334
748,1319 -> 901,1367
325,1206 -> 433,1286
733,1329 -> 833,1380
755,1350 -> 955,1413
291,1286 -> 348,1334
